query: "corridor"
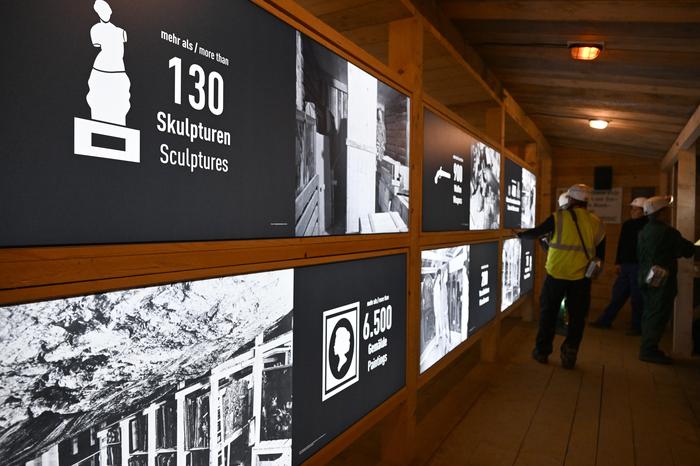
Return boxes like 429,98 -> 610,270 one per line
429,320 -> 700,466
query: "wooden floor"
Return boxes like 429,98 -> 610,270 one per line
428,321 -> 700,466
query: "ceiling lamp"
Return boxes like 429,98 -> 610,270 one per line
589,119 -> 609,129
568,42 -> 604,61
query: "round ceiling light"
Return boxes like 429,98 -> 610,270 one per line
589,119 -> 609,129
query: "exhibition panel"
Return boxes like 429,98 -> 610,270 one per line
467,242 -> 499,334
521,238 -> 536,296
0,253 -> 406,466
501,237 -> 522,311
423,109 -> 502,232
419,241 -> 499,373
0,1 -> 546,465
0,0 -> 409,247
501,237 -> 537,312
504,158 -> 537,230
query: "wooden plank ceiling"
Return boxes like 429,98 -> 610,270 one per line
438,0 -> 700,158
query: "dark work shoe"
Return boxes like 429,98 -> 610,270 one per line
589,321 -> 611,329
531,349 -> 548,364
560,346 -> 577,370
625,328 -> 641,336
640,351 -> 672,365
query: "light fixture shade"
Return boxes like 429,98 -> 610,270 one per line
570,45 -> 602,61
589,119 -> 609,129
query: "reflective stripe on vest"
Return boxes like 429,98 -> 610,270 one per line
549,210 -> 601,257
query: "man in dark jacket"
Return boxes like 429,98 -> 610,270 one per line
637,195 -> 695,364
591,197 -> 648,334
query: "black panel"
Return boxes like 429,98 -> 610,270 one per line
292,254 -> 406,464
468,242 -> 499,335
521,238 -> 536,295
422,110 -> 472,231
504,158 -> 523,229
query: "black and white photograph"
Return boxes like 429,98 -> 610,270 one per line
469,142 -> 501,230
468,242 -> 499,335
420,246 -> 470,373
295,33 -> 410,236
521,238 -> 536,295
521,168 -> 537,228
501,238 -> 522,311
0,270 -> 294,466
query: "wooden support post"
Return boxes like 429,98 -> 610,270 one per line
533,155 -> 552,315
521,142 -> 538,323
521,296 -> 535,323
524,143 -> 537,168
389,18 -> 423,90
387,16 -> 423,466
673,145 -> 696,357
485,106 -> 504,147
481,321 -> 501,363
379,402 -> 409,466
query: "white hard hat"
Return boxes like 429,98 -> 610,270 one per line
567,184 -> 592,202
630,197 -> 647,208
558,192 -> 570,207
643,195 -> 673,216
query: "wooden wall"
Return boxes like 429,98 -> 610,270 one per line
550,146 -> 661,320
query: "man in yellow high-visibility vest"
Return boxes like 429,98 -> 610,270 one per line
518,184 -> 606,369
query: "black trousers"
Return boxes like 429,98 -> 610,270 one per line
536,274 -> 592,357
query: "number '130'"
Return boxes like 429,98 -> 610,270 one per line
169,57 -> 224,116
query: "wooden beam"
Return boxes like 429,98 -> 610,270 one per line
475,44 -> 700,71
661,104 -> 700,169
455,28 -> 700,55
450,17 -> 700,41
299,0 -> 412,31
503,91 -> 551,157
388,14 -> 423,465
440,1 -> 700,23
400,0 -> 504,100
518,103 -> 690,127
503,84 -> 699,112
480,56 -> 700,83
497,73 -> 700,99
547,137 -> 664,159
389,17 -> 423,90
515,94 -> 697,120
531,112 -> 683,135
672,145 -> 696,357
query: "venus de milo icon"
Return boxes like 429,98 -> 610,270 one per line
74,0 -> 140,163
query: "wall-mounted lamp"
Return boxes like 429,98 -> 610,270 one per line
568,42 -> 604,61
589,119 -> 609,129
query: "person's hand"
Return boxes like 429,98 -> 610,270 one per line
614,265 -> 621,275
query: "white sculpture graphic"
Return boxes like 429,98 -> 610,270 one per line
74,0 -> 140,163
87,0 -> 130,125
333,326 -> 352,372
